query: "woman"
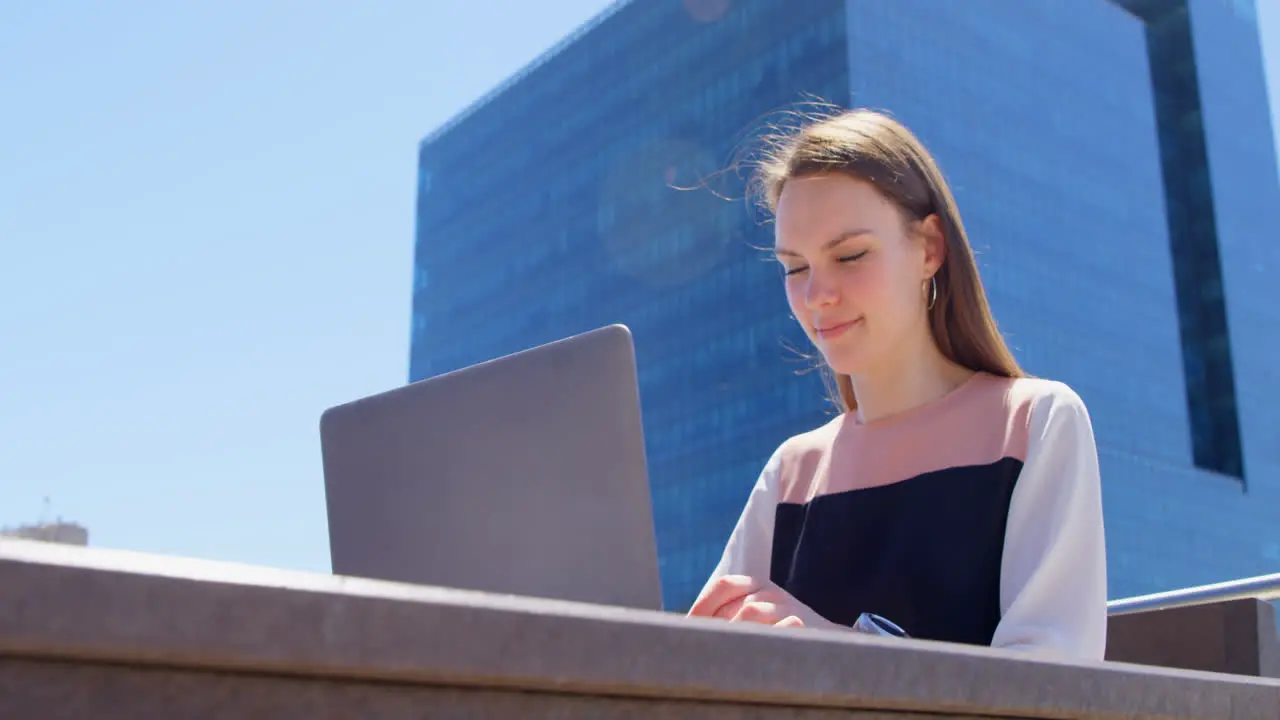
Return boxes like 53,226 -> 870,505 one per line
687,108 -> 1108,661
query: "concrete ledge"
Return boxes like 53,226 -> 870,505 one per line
1107,598 -> 1280,678
1,658 -> 990,719
2,538 -> 1279,718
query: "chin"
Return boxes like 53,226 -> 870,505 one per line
817,347 -> 862,377
826,362 -> 861,377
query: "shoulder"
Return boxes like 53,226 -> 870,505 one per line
965,375 -> 1094,465
1002,377 -> 1098,471
1005,376 -> 1088,415
1008,377 -> 1093,437
775,413 -> 845,461
759,414 -> 846,500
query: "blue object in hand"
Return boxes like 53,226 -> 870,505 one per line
852,612 -> 910,638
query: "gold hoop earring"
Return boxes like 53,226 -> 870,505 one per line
927,276 -> 937,311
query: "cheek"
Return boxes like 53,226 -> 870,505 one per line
833,260 -> 888,313
850,257 -> 911,317
879,286 -> 924,337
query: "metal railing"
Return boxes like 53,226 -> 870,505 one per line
1107,572 -> 1280,614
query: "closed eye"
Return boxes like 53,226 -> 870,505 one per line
780,250 -> 867,277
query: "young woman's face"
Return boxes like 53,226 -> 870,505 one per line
773,173 -> 941,376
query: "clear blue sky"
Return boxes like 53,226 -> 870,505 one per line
2,2 -> 1279,575
0,0 -> 615,572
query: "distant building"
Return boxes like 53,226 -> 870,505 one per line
1,521 -> 89,546
411,0 -> 1280,610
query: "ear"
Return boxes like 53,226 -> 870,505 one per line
917,213 -> 947,278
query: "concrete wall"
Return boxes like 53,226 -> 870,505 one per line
2,539 -> 1278,718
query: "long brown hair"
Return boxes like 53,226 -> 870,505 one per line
751,107 -> 1024,412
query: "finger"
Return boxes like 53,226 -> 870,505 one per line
774,615 -> 805,629
713,595 -> 748,620
719,587 -> 789,619
687,575 -> 759,618
717,589 -> 771,620
731,601 -> 781,625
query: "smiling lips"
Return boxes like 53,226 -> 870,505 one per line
815,318 -> 861,340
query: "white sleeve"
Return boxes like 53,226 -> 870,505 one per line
697,447 -> 782,596
991,383 -> 1109,660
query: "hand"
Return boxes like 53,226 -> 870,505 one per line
687,574 -> 815,628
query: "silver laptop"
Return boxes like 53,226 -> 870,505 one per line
320,324 -> 663,611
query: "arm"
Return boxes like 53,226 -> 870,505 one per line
691,447 -> 842,630
991,382 -> 1108,660
698,447 -> 782,594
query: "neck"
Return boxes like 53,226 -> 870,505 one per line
849,330 -> 974,425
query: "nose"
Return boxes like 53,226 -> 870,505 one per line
803,267 -> 840,310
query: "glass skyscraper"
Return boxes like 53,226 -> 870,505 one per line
410,0 -> 1280,611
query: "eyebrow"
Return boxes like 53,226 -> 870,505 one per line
773,229 -> 873,257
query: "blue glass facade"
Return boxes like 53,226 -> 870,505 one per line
412,0 -> 1280,609
846,0 -> 1280,599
